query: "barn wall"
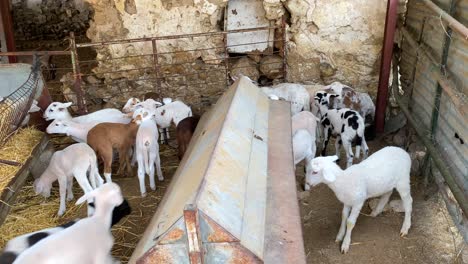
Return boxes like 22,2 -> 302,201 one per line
62,0 -> 397,109
399,0 -> 467,192
11,0 -> 91,42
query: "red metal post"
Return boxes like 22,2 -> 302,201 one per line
0,0 -> 17,63
375,0 -> 399,133
183,205 -> 203,264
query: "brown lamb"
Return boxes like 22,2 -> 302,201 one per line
87,117 -> 141,178
176,115 -> 200,160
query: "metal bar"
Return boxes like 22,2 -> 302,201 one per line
0,51 -> 71,56
75,26 -> 281,48
0,0 -> 17,63
69,32 -> 87,114
429,0 -> 456,139
375,0 -> 399,133
223,32 -> 230,87
408,17 -> 428,111
424,0 -> 457,185
151,39 -> 162,98
421,0 -> 468,40
183,205 -> 203,264
401,27 -> 468,123
0,159 -> 22,166
391,66 -> 468,218
282,15 -> 288,82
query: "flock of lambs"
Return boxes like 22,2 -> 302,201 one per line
0,78 -> 413,263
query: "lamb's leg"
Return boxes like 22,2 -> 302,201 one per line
101,148 -> 113,181
155,149 -> 164,181
334,136 -> 341,161
136,153 -> 147,197
340,201 -> 364,254
361,138 -> 369,159
66,177 -> 74,201
74,169 -> 95,216
342,140 -> 354,168
336,205 -> 350,242
131,147 -> 137,166
321,128 -> 331,156
371,191 -> 393,217
57,177 -> 68,217
123,146 -> 133,177
397,185 -> 413,236
88,167 -> 97,189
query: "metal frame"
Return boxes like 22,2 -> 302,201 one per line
67,22 -> 287,114
396,0 -> 468,242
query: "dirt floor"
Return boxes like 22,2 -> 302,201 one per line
296,138 -> 466,264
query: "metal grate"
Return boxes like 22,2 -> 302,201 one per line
0,57 -> 41,147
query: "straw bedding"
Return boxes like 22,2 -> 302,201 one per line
0,127 -> 43,193
0,139 -> 177,263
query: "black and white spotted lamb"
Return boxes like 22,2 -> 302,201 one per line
314,91 -> 369,168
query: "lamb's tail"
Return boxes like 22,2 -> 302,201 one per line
89,156 -> 103,186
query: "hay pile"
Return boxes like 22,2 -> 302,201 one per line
0,127 -> 43,192
0,182 -> 85,248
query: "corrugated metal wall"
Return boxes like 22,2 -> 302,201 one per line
399,0 -> 467,192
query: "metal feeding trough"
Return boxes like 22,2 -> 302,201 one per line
0,60 -> 44,145
130,76 -> 306,264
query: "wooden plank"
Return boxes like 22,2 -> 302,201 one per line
0,135 -> 51,226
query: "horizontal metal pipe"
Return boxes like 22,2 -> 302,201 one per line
0,51 -> 71,56
76,26 -> 280,48
421,0 -> 468,39
401,27 -> 468,123
391,76 -> 468,218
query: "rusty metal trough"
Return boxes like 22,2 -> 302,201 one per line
130,76 -> 306,264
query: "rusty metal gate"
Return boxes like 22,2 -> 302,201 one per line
63,18 -> 287,114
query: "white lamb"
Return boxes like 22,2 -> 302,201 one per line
14,183 -> 123,264
133,108 -> 164,197
292,111 -> 320,147
43,101 -> 130,124
122,98 -> 141,113
305,147 -> 413,254
135,100 -> 192,143
46,119 -> 96,143
292,129 -> 315,166
260,83 -> 310,115
33,143 -> 104,216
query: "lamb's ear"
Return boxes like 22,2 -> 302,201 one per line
323,169 -> 336,182
76,190 -> 97,205
330,94 -> 340,98
327,155 -> 339,162
62,102 -> 73,108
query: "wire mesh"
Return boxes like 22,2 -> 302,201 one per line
0,58 -> 41,147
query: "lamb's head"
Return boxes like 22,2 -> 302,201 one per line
122,98 -> 141,113
34,177 -> 52,198
46,119 -> 70,134
132,108 -> 154,124
76,182 -> 124,210
43,102 -> 72,121
314,91 -> 339,115
305,155 -> 339,190
134,99 -> 163,112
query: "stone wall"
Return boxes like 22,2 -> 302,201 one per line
63,0 -> 392,110
12,0 -> 92,41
